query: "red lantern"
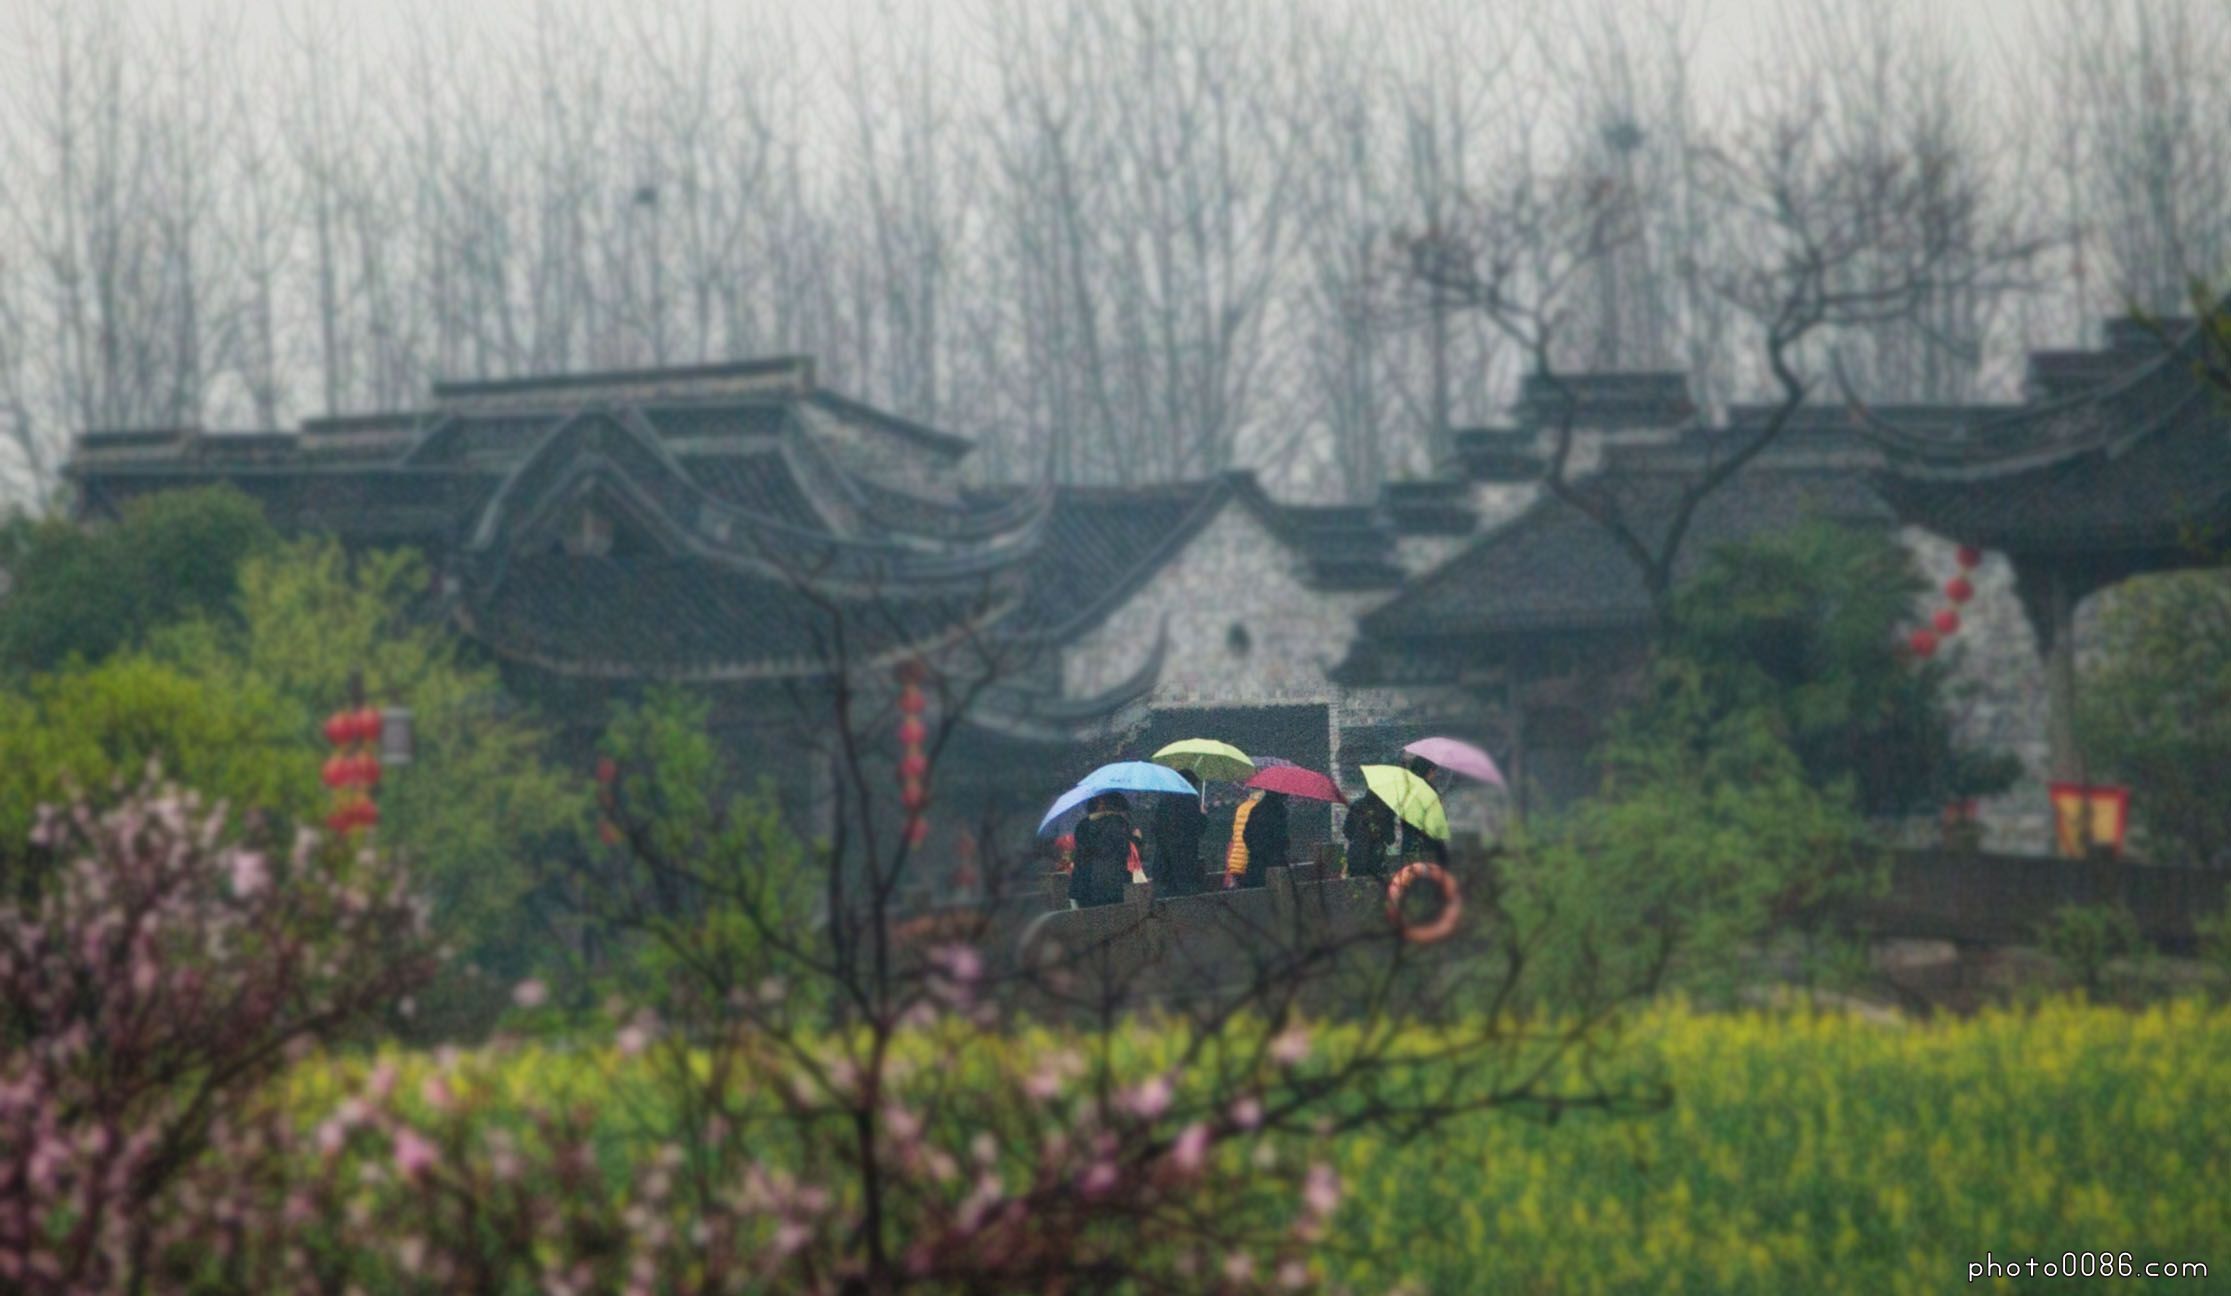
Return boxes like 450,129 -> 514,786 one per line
905,817 -> 930,848
898,717 -> 927,746
595,756 -> 618,785
356,754 -> 382,786
1955,545 -> 1982,570
322,755 -> 351,788
899,752 -> 928,780
323,712 -> 353,746
898,685 -> 926,716
1908,628 -> 1939,659
598,819 -> 622,846
1945,575 -> 1974,604
1932,608 -> 1961,635
901,780 -> 928,814
325,809 -> 354,834
355,800 -> 380,829
354,708 -> 384,744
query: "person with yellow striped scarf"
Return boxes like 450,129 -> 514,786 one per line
1221,788 -> 1289,890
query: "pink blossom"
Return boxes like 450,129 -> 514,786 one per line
511,978 -> 548,1010
391,1127 -> 440,1182
930,943 -> 983,983
1302,1162 -> 1341,1218
1222,1251 -> 1256,1282
1022,1066 -> 1064,1104
226,851 -> 268,898
1168,1121 -> 1210,1176
1078,1160 -> 1119,1199
1278,1258 -> 1310,1289
315,1119 -> 348,1157
773,1219 -> 812,1258
1230,1096 -> 1264,1130
364,1060 -> 399,1102
616,1024 -> 651,1057
420,1073 -> 455,1113
1120,1074 -> 1174,1121
1269,1024 -> 1313,1067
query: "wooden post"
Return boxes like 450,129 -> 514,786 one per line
2044,569 -> 2080,782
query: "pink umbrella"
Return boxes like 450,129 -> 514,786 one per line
1402,737 -> 1506,788
1242,764 -> 1347,804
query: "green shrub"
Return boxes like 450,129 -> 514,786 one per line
2036,902 -> 2147,996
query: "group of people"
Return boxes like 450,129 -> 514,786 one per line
1058,754 -> 1449,909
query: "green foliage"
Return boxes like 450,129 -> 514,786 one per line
1507,664 -> 1879,1005
2195,898 -> 2231,995
590,686 -> 821,1010
152,539 -> 580,986
0,656 -> 314,892
0,486 -> 277,676
2035,903 -> 2146,997
1664,521 -> 2019,816
2079,567 -> 2231,865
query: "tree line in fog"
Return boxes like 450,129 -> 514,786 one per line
1,0 -> 2226,499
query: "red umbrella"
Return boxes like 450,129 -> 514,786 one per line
1242,764 -> 1346,804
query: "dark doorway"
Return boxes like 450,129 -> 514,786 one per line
1128,703 -> 1335,859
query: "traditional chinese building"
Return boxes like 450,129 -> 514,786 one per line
65,315 -> 2229,860
65,358 -> 1437,855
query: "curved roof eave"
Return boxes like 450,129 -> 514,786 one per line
1857,313 -> 2218,478
466,405 -> 1047,591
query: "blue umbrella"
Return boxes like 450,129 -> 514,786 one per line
1037,784 -> 1099,838
1078,760 -> 1198,796
1037,761 -> 1198,837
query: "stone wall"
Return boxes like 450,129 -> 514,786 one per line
1899,526 -> 2120,856
1059,501 -> 1506,831
1063,503 -> 1361,708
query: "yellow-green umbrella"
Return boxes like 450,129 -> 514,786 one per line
1151,739 -> 1256,784
1360,765 -> 1449,841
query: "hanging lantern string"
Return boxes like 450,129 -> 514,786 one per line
897,666 -> 930,848
322,705 -> 384,835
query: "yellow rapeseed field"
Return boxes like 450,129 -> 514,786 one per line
288,998 -> 2231,1293
1344,998 -> 2231,1293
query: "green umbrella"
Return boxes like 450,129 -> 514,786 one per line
1360,765 -> 1449,841
1151,739 -> 1256,784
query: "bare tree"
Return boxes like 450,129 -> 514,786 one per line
2039,0 -> 2231,318
1413,88 -> 2039,634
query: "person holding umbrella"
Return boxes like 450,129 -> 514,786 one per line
1342,792 -> 1396,881
1149,769 -> 1209,897
1402,737 -> 1506,849
1038,761 -> 1196,907
1071,792 -> 1141,908
1352,765 -> 1450,877
1223,787 -> 1289,890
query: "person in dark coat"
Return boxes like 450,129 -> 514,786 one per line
1070,793 -> 1138,909
1237,789 -> 1289,889
1149,771 -> 1208,897
1342,792 -> 1394,882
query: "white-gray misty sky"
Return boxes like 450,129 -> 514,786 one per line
1,0 -> 2215,499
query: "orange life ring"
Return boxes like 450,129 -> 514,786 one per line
1385,862 -> 1462,944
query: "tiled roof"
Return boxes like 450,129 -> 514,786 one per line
1865,312 -> 2231,550
77,467 -> 497,547
1354,465 -> 1891,644
678,451 -> 827,529
1011,481 -> 1227,639
463,553 -> 1009,679
1872,406 -> 2231,552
